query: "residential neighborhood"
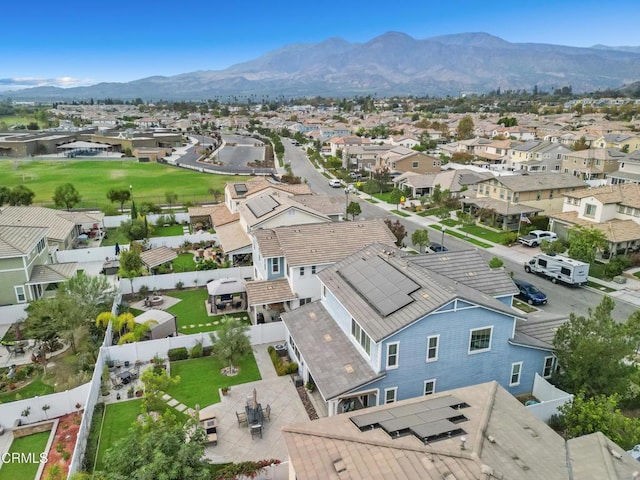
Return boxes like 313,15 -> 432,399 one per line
3,92 -> 640,480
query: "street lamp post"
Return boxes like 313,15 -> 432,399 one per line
441,228 -> 446,248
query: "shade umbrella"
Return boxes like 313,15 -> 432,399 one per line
252,388 -> 258,410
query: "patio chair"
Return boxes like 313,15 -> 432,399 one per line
264,404 -> 271,422
110,376 -> 123,390
236,411 -> 248,427
250,424 -> 262,439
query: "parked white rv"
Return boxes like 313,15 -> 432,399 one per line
524,253 -> 589,286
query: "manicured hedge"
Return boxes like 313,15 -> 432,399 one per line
267,346 -> 298,376
168,347 -> 188,361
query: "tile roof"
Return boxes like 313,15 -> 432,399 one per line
461,197 -> 542,215
318,244 -> 520,342
252,219 -> 397,267
0,225 -> 48,257
288,194 -> 344,216
140,246 -> 178,269
281,302 -> 383,400
0,206 -> 76,242
188,205 -> 239,228
245,278 -> 296,306
226,177 -> 312,200
490,172 -> 588,192
563,182 -> 640,207
514,314 -> 569,348
406,250 -> 518,297
284,381 -> 629,480
215,221 -> 252,254
28,262 -> 77,284
237,192 -> 330,228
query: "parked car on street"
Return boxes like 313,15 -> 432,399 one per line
329,179 -> 342,188
513,278 -> 548,305
427,242 -> 448,253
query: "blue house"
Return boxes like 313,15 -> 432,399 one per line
282,244 -> 556,416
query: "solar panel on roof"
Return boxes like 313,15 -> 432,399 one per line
339,255 -> 420,317
246,195 -> 280,218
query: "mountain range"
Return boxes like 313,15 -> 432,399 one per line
4,32 -> 640,101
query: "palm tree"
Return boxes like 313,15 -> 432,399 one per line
118,319 -> 158,344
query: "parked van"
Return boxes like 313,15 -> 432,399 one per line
524,253 -> 589,286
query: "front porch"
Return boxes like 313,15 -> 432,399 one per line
461,197 -> 542,231
246,279 -> 296,325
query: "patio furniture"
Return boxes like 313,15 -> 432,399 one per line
250,424 -> 262,439
216,303 -> 226,311
201,414 -> 218,446
245,403 -> 264,426
236,411 -> 247,427
118,370 -> 133,385
110,377 -> 123,390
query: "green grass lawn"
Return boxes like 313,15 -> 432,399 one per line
0,115 -> 45,129
173,253 -> 197,273
512,299 -> 538,313
458,225 -> 510,244
0,377 -> 54,403
100,228 -> 131,247
365,198 -> 379,204
165,354 -> 262,408
390,209 -> 410,217
589,261 -> 606,280
0,160 -> 252,207
95,400 -> 143,471
430,224 -> 493,248
440,219 -> 460,227
166,289 -> 251,334
587,280 -> 616,293
152,224 -> 184,237
0,431 -> 50,480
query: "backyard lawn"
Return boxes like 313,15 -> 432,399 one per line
173,253 -> 198,273
94,400 -> 142,471
0,431 -> 50,480
0,377 -> 54,403
0,160 -> 251,207
165,354 -> 262,408
166,289 -> 251,334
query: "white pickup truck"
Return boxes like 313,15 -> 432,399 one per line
517,230 -> 557,247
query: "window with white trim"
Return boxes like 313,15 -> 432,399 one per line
424,379 -> 436,396
510,362 -> 523,386
469,326 -> 492,353
543,356 -> 555,378
311,265 -> 316,274
426,335 -> 439,362
386,342 -> 399,369
272,259 -> 279,274
584,203 -> 597,217
15,285 -> 26,304
384,387 -> 397,404
351,319 -> 371,356
300,266 -> 305,276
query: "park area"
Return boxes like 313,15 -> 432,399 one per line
0,160 -> 251,208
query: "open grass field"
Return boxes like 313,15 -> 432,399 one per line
165,354 -> 261,408
0,115 -> 44,129
95,399 -> 142,471
0,160 -> 251,207
0,431 -> 50,480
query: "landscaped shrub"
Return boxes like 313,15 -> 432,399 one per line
488,257 -> 504,269
175,281 -> 185,290
82,402 -> 105,472
500,232 -> 518,245
190,342 -> 203,358
268,346 -> 299,376
203,345 -> 214,357
603,255 -> 632,279
168,347 -> 188,361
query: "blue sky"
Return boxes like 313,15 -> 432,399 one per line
2,0 -> 640,91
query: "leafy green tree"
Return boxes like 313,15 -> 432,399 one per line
210,319 -> 252,374
556,393 -> 640,450
139,201 -> 162,215
208,187 -> 223,203
372,166 -> 392,194
540,239 -> 567,255
61,273 -> 116,324
456,116 -> 474,140
119,218 -> 147,241
567,225 -> 607,264
8,185 -> 35,205
488,257 -> 504,268
95,410 -> 210,480
346,201 -> 361,221
383,219 -> 407,247
389,188 -> 404,211
553,296 -> 638,397
53,183 -> 81,210
0,186 -> 10,205
119,244 -> 144,294
140,367 -> 179,413
572,136 -> 590,151
106,188 -> 131,212
411,229 -> 430,253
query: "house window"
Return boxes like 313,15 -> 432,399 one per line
272,259 -> 279,274
469,326 -> 493,353
300,266 -> 305,276
426,335 -> 439,362
351,319 -> 371,356
412,161 -> 419,168
384,387 -> 397,404
322,285 -> 326,298
536,191 -> 541,201
510,362 -> 523,386
299,298 -> 312,306
386,342 -> 399,369
584,203 -> 597,217
543,356 -> 555,378
15,286 -> 26,304
311,265 -> 317,274
424,379 -> 436,396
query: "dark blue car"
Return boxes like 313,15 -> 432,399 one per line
513,278 -> 548,305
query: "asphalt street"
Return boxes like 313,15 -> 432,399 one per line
283,139 -> 638,323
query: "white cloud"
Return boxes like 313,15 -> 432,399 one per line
0,76 -> 94,90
